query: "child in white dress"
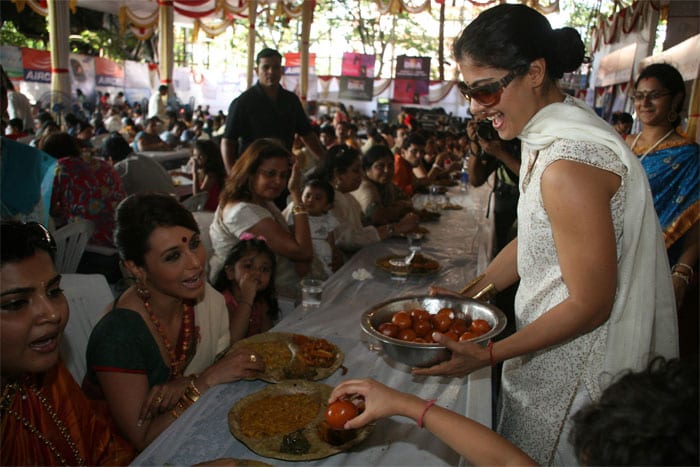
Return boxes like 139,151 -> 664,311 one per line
285,178 -> 341,278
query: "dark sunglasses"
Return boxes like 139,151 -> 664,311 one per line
457,67 -> 526,107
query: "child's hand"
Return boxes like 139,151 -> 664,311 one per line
238,272 -> 258,305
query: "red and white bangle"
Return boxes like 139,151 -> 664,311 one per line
417,399 -> 437,428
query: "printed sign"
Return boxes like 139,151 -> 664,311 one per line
341,53 -> 376,78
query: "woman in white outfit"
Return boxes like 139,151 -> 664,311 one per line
420,4 -> 678,465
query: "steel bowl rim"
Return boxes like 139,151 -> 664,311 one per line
361,294 -> 507,349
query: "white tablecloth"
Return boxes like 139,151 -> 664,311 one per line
133,183 -> 495,466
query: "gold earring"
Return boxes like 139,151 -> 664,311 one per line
667,110 -> 678,123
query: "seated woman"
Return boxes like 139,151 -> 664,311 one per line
350,144 -> 416,226
0,220 -> 135,465
44,132 -> 126,248
209,138 -> 314,299
313,145 -> 419,254
174,139 -> 226,212
84,193 -> 265,451
43,131 -> 126,283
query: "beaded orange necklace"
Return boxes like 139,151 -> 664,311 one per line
137,287 -> 195,378
1,380 -> 86,466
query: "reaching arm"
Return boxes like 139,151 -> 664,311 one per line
329,379 -> 537,466
299,131 -> 326,162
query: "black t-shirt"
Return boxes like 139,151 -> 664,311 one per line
222,82 -> 313,153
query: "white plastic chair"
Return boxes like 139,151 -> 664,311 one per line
60,273 -> 114,384
181,191 -> 209,212
53,218 -> 95,274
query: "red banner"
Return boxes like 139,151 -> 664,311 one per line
21,48 -> 51,83
95,57 -> 125,87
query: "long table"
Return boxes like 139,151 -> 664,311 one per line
133,182 -> 495,466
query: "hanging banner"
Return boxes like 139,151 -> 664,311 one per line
393,55 -> 431,104
338,76 -> 374,101
69,54 -> 96,104
21,48 -> 51,83
341,52 -> 376,78
124,60 -> 152,104
95,57 -> 125,88
283,52 -> 316,75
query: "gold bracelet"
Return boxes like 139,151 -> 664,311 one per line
672,263 -> 694,277
472,283 -> 499,301
672,271 -> 690,286
292,205 -> 308,215
189,378 -> 201,396
459,273 -> 485,295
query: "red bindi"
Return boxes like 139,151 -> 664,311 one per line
182,236 -> 188,243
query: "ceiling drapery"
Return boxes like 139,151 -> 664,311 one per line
11,0 -> 77,16
590,0 -> 667,52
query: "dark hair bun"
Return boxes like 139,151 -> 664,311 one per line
549,27 -> 585,78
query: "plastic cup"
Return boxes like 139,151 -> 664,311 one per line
301,278 -> 323,308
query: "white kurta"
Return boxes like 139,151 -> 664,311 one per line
497,97 -> 678,465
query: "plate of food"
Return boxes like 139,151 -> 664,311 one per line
376,252 -> 440,276
416,209 -> 441,222
229,332 -> 344,382
399,226 -> 430,238
229,381 -> 373,461
442,201 -> 463,210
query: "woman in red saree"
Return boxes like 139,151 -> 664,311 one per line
0,220 -> 135,465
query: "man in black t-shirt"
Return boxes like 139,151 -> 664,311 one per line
221,48 -> 325,174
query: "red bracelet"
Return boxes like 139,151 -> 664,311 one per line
488,340 -> 495,367
417,399 -> 437,428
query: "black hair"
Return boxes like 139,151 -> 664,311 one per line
303,178 -> 335,205
101,132 -> 133,163
158,85 -> 168,93
610,111 -> 633,125
635,63 -> 686,127
401,132 -> 427,150
114,193 -> 199,266
319,125 -> 336,138
8,118 -> 23,131
256,48 -> 282,65
213,237 -> 280,322
361,144 -> 393,171
39,132 -> 81,159
452,4 -> 585,81
0,221 -> 56,265
193,139 -> 226,186
312,144 -> 361,184
570,356 -> 698,466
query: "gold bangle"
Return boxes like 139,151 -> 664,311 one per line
672,263 -> 694,277
672,271 -> 690,286
459,273 -> 485,295
189,378 -> 201,397
292,205 -> 308,215
472,283 -> 499,301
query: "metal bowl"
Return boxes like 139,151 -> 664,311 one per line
361,295 -> 507,367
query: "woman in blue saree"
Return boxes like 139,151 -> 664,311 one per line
627,63 -> 698,341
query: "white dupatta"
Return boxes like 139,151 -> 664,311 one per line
518,97 -> 678,385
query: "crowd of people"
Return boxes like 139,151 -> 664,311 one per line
1,3 -> 698,465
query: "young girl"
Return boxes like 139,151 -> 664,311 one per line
215,233 -> 280,342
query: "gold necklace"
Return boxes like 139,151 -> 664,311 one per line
1,382 -> 86,466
